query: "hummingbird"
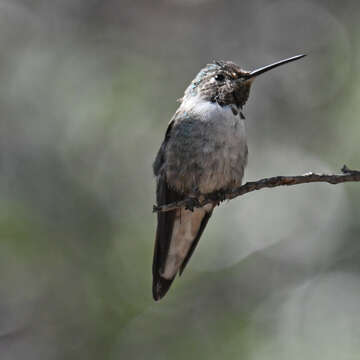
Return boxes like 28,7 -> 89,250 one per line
152,54 -> 306,301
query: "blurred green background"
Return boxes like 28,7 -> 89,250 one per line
1,0 -> 360,359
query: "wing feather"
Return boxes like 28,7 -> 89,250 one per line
152,118 -> 213,300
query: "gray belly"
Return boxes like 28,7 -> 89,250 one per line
165,112 -> 248,195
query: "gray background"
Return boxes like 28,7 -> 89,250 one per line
0,0 -> 360,359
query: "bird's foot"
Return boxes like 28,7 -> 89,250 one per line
217,189 -> 228,203
185,197 -> 200,212
207,189 -> 227,205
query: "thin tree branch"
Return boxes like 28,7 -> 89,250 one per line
153,165 -> 360,213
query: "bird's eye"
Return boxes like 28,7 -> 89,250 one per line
214,74 -> 225,82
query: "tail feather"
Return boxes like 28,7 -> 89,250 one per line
152,275 -> 175,301
152,176 -> 213,300
179,210 -> 213,276
152,177 -> 182,301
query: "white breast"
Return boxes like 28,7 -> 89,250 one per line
178,96 -> 248,193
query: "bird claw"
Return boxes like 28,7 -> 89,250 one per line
207,190 -> 227,205
185,198 -> 199,212
217,190 -> 227,202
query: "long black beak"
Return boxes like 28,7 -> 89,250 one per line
244,54 -> 306,79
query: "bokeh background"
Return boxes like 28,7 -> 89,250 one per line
1,0 -> 360,359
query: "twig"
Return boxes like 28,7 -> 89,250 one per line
153,165 -> 360,213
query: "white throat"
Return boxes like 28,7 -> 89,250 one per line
179,94 -> 240,123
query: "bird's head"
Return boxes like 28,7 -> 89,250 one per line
183,54 -> 306,109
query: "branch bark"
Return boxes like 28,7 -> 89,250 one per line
153,165 -> 360,213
